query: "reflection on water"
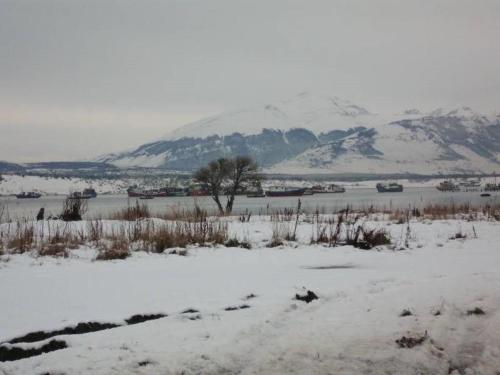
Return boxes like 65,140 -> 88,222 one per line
1,187 -> 499,220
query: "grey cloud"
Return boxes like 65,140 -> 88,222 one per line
1,0 -> 499,161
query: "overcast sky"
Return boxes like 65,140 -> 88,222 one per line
1,0 -> 499,162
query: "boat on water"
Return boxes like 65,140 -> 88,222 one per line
311,184 -> 346,194
376,182 -> 403,193
127,185 -> 206,197
127,187 -> 143,197
245,182 -> 266,198
484,183 -> 500,192
436,180 -> 461,192
265,187 -> 306,197
189,184 -> 210,196
303,188 -> 314,196
458,178 -> 481,192
480,193 -> 491,197
68,188 -> 98,199
166,187 -> 189,197
16,192 -> 42,199
68,191 -> 93,199
127,187 -> 167,198
83,188 -> 97,198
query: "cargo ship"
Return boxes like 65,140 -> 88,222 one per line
265,187 -> 306,197
436,180 -> 460,192
246,182 -> 265,198
376,182 -> 403,193
127,187 -> 168,198
166,187 -> 189,197
311,184 -> 346,193
458,178 -> 481,192
16,191 -> 42,199
83,188 -> 97,198
127,185 -> 205,197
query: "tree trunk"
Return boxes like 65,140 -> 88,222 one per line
225,194 -> 235,214
212,194 -> 224,215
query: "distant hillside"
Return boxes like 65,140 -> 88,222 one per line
0,161 -> 25,173
99,93 -> 499,174
25,161 -> 117,171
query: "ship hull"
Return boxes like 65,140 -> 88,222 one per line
376,185 -> 403,193
127,191 -> 142,197
127,190 -> 168,198
265,188 -> 305,197
313,191 -> 345,194
16,194 -> 41,199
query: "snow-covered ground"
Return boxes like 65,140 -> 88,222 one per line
1,216 -> 500,374
0,175 -> 129,196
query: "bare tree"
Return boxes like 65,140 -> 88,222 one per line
194,158 -> 232,214
225,156 -> 260,214
194,156 -> 261,215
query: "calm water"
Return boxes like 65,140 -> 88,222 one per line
1,187 -> 499,220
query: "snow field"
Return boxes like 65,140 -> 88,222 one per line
0,217 -> 499,374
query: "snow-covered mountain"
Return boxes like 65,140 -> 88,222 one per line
99,93 -> 500,174
164,92 -> 381,140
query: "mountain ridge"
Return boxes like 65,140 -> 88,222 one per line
99,93 -> 500,174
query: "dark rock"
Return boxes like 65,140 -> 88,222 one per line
467,307 -> 485,316
125,314 -> 167,325
396,332 -> 428,348
0,340 -> 67,362
295,290 -> 319,303
399,309 -> 413,317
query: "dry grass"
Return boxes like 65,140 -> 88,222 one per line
92,213 -> 228,257
109,201 -> 151,221
1,200 -> 499,259
158,203 -> 213,221
0,203 -> 8,224
0,220 -> 84,257
310,209 -> 391,249
267,199 -> 302,246
270,208 -> 296,222
96,237 -> 131,260
108,200 -> 219,223
310,210 -> 341,246
6,220 -> 35,254
388,202 -> 500,221
0,214 -> 228,259
267,221 -> 290,247
60,196 -> 88,221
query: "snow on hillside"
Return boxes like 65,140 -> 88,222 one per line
164,92 -> 384,140
0,175 -> 128,195
1,217 -> 500,374
98,92 -> 500,174
265,105 -> 500,175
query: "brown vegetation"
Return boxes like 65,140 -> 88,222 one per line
61,196 -> 88,221
310,208 -> 391,249
0,209 -> 228,259
389,202 -> 500,221
109,201 -> 150,221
